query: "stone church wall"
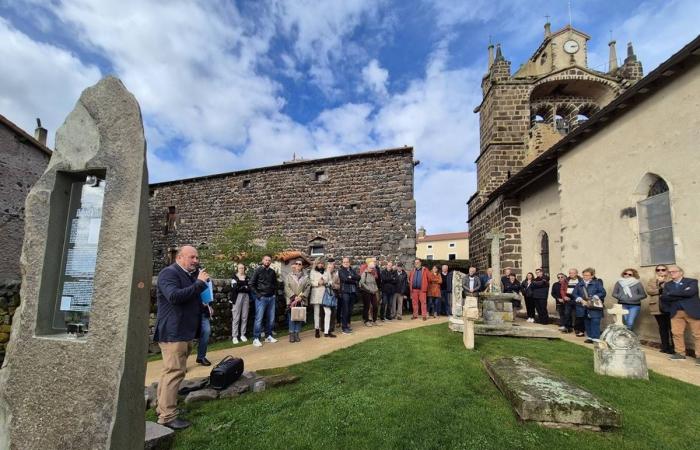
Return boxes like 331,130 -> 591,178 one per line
557,63 -> 700,350
148,147 -> 416,273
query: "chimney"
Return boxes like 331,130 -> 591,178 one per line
418,226 -> 427,239
544,22 -> 552,38
34,118 -> 47,146
487,43 -> 494,68
608,40 -> 618,72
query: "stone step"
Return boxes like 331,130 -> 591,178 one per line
145,421 -> 175,450
483,356 -> 621,431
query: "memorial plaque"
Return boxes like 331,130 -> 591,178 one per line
0,76 -> 152,450
52,175 -> 105,336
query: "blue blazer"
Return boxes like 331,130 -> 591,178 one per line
154,263 -> 207,342
572,279 -> 607,319
660,277 -> 700,319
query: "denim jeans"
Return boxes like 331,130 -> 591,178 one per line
287,310 -> 303,333
197,315 -> 211,359
563,301 -> 576,329
380,292 -> 393,319
341,292 -> 356,331
585,313 -> 602,339
428,297 -> 440,315
622,304 -> 641,330
253,295 -> 276,339
440,291 -> 451,315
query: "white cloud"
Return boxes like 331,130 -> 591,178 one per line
415,167 -> 475,234
0,17 -> 101,148
361,59 -> 389,97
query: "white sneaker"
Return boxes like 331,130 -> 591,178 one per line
266,336 -> 278,343
232,337 -> 239,344
253,338 -> 262,347
240,336 -> 248,342
558,326 -> 566,331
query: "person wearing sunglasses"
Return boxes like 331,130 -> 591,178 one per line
660,265 -> 700,363
645,265 -> 674,354
612,268 -> 647,330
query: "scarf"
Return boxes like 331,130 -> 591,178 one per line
617,277 -> 640,298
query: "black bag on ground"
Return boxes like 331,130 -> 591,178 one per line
209,356 -> 244,390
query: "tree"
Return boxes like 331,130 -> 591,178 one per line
198,216 -> 288,278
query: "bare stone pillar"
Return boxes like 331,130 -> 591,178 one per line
0,76 -> 151,450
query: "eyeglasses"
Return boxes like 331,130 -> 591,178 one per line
294,262 -> 302,266
623,273 -> 633,277
655,268 -> 667,272
557,276 -> 565,279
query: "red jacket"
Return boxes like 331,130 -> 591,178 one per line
409,267 -> 430,294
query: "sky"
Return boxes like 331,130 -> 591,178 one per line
1,0 -> 699,234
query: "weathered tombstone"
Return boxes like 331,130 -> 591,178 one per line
593,304 -> 649,380
0,76 -> 151,449
449,271 -> 465,332
484,357 -> 621,431
463,296 -> 479,349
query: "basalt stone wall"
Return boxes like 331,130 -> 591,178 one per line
0,280 -> 21,367
148,147 -> 416,274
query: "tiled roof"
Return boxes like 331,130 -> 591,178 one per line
418,232 -> 469,242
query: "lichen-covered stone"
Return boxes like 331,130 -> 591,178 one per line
475,324 -> 560,339
484,356 -> 621,430
144,421 -> 175,450
264,373 -> 300,388
184,388 -> 219,404
594,324 -> 649,380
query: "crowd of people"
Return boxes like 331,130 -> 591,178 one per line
152,245 -> 700,430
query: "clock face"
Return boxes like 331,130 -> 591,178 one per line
564,39 -> 580,54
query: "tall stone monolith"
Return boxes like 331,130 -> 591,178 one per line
0,76 -> 151,450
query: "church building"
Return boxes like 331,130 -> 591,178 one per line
468,25 -> 700,347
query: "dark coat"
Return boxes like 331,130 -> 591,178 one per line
154,263 -> 207,343
503,279 -> 521,294
531,276 -> 550,300
250,266 -> 277,297
464,275 -> 481,295
380,268 -> 398,294
661,277 -> 700,319
440,271 -> 453,292
479,274 -> 492,292
395,270 -> 410,296
339,266 -> 360,294
551,282 -> 564,304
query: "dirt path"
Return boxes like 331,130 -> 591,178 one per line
145,316 -> 448,385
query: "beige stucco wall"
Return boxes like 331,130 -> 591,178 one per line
417,238 -> 469,260
519,179 -> 562,314
558,62 -> 700,348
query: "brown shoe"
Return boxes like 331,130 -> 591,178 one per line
411,316 -> 417,320
423,317 -> 427,321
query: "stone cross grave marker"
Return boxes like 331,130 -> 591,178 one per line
607,304 -> 629,327
463,296 -> 479,349
485,228 -> 505,292
0,76 -> 151,450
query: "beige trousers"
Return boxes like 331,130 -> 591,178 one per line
156,341 -> 190,424
392,293 -> 403,317
671,310 -> 700,355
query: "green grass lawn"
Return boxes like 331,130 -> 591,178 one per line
154,324 -> 700,450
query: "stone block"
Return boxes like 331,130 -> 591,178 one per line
398,238 -> 416,250
253,380 -> 266,392
475,324 -> 560,339
264,373 -> 300,388
144,382 -> 158,410
184,388 -> 220,404
484,357 -> 621,430
594,325 -> 648,380
219,381 -> 250,399
178,377 -> 208,395
144,421 -> 175,450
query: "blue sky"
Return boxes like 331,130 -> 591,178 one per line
1,0 -> 698,233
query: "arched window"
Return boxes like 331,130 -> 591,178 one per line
637,175 -> 674,265
540,232 -> 550,277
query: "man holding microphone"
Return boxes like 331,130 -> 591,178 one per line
154,245 -> 209,430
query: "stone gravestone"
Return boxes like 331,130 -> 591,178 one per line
449,271 -> 465,332
484,228 -> 504,293
462,296 -> 479,349
0,76 -> 151,449
593,304 -> 649,380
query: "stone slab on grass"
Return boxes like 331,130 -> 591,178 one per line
145,421 -> 174,450
264,373 -> 301,388
475,324 -> 560,339
483,356 -> 621,431
184,388 -> 220,404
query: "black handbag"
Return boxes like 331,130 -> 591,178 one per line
209,355 -> 244,390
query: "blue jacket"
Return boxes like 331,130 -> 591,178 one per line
572,278 -> 607,319
661,277 -> 700,319
154,263 -> 207,342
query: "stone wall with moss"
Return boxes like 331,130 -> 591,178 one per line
0,280 -> 21,366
